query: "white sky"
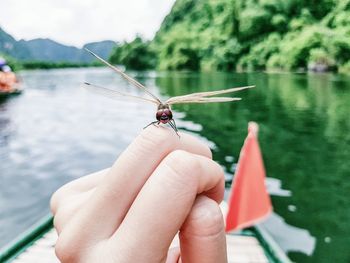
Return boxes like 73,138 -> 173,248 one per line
0,0 -> 176,47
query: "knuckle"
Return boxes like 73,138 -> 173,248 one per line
166,149 -> 189,163
185,197 -> 224,236
53,197 -> 86,234
50,182 -> 74,214
163,150 -> 201,185
53,212 -> 62,232
55,234 -> 81,263
53,208 -> 69,234
138,125 -> 177,153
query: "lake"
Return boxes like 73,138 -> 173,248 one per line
0,68 -> 349,262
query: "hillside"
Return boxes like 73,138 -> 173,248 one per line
0,27 -> 31,60
110,0 -> 350,73
83,41 -> 116,62
0,27 -> 116,63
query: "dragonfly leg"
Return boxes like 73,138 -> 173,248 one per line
144,121 -> 159,129
171,119 -> 178,132
168,120 -> 180,138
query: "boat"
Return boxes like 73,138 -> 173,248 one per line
0,86 -> 22,99
0,72 -> 22,99
0,214 -> 291,263
0,83 -> 22,99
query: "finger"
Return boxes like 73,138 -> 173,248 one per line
179,196 -> 227,263
112,150 -> 224,262
50,168 -> 108,214
59,126 -> 212,244
53,189 -> 95,233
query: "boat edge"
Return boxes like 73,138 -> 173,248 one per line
250,225 -> 292,263
0,215 -> 53,262
0,214 -> 291,263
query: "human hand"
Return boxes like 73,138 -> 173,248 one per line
51,126 -> 227,263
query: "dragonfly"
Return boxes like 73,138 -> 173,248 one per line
83,48 -> 254,136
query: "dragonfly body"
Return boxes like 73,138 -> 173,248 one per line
84,48 -> 254,136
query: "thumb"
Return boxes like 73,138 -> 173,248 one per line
179,195 -> 227,263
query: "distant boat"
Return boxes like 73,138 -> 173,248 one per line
0,72 -> 23,98
0,85 -> 23,99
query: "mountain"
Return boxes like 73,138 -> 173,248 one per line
0,27 -> 31,60
82,41 -> 116,62
0,27 -> 17,53
19,38 -> 82,62
0,27 -> 116,63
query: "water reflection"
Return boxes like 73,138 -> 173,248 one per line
0,100 -> 12,147
261,213 -> 316,256
264,177 -> 316,257
266,177 -> 291,197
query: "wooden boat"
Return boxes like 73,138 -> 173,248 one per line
0,214 -> 291,263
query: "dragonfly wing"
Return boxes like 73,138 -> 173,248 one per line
83,82 -> 160,105
168,97 -> 241,105
166,85 -> 253,104
85,48 -> 162,104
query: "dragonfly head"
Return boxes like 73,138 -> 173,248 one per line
156,104 -> 172,124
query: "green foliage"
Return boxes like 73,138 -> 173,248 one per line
269,25 -> 350,70
288,8 -> 315,31
1,52 -> 102,70
110,0 -> 350,74
238,7 -> 273,40
156,26 -> 200,70
201,38 -> 242,71
339,61 -> 350,73
279,26 -> 327,69
266,54 -> 286,70
271,14 -> 288,32
109,37 -> 156,70
308,48 -> 336,68
323,0 -> 350,28
238,33 -> 281,70
21,61 -> 93,69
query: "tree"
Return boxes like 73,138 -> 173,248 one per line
109,37 -> 156,70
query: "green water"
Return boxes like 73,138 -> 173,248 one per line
155,72 -> 350,263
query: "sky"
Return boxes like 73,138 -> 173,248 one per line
0,0 -> 176,47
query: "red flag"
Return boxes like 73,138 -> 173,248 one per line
225,122 -> 272,232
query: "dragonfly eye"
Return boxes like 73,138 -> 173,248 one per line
164,109 -> 173,119
156,109 -> 173,121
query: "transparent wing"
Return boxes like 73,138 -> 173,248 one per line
85,48 -> 162,104
83,82 -> 160,105
166,85 -> 254,105
167,97 -> 241,105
